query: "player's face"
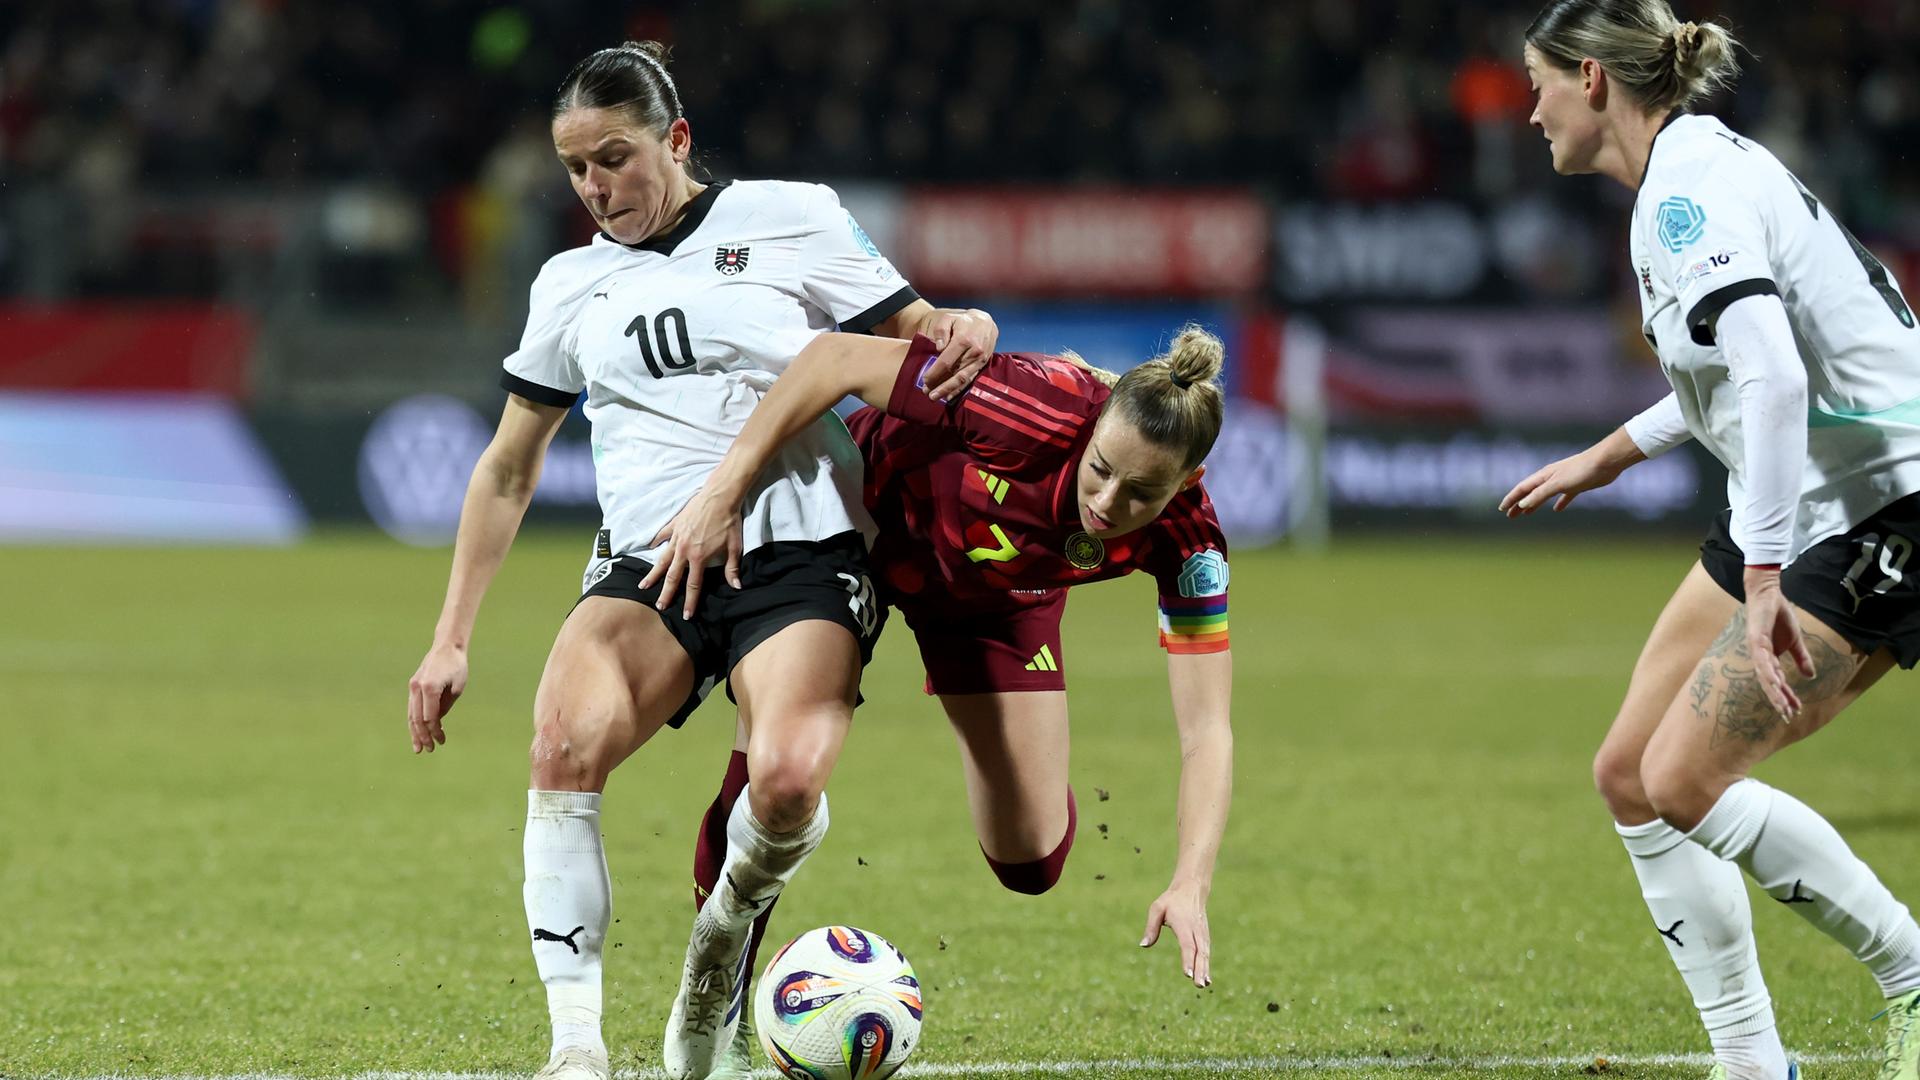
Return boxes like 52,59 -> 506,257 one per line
553,108 -> 694,245
1076,417 -> 1205,539
1524,45 -> 1600,175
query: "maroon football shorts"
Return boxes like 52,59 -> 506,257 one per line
895,588 -> 1069,695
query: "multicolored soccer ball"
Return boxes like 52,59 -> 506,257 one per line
755,925 -> 922,1080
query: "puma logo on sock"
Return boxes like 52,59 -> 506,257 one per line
1777,880 -> 1816,904
534,925 -> 586,954
1658,919 -> 1685,947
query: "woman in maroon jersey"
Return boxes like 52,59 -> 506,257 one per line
647,327 -> 1234,991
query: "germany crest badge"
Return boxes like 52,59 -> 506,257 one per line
715,245 -> 750,275
1064,531 -> 1104,570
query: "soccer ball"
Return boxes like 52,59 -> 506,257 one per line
755,925 -> 922,1080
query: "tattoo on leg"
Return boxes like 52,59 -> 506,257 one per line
1706,607 -> 1749,658
1789,631 -> 1860,707
1695,607 -> 1865,748
1688,661 -> 1714,716
1710,666 -> 1776,746
1697,608 -> 1774,748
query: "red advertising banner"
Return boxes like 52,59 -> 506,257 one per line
0,304 -> 257,397
898,189 -> 1267,297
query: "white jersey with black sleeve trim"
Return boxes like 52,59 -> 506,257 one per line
1632,112 -> 1920,562
499,179 -> 920,561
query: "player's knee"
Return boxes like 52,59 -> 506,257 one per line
1592,740 -> 1655,822
746,756 -> 826,834
528,716 -> 610,791
1639,750 -> 1720,833
983,789 -> 1077,896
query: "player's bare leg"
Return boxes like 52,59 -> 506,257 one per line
1590,564 -> 1791,1079
939,691 -> 1075,892
1642,603 -> 1918,1080
663,620 -> 859,1080
526,598 -> 696,1080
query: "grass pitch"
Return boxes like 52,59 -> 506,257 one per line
1,533 -> 1915,1079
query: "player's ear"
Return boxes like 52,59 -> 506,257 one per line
1580,58 -> 1605,108
667,117 -> 693,162
1180,464 -> 1206,491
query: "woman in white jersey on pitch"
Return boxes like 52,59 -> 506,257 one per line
402,42 -> 996,1080
1503,4 -> 1920,1079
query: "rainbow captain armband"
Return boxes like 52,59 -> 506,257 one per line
1159,549 -> 1230,653
1158,593 -> 1229,653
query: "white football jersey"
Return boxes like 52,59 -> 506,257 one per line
1633,113 -> 1920,561
500,179 -> 919,561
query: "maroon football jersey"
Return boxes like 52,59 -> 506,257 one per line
847,336 -> 1231,654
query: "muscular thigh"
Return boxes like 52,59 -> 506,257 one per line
1595,563 -> 1739,813
531,596 -> 697,787
1649,604 -> 1893,782
940,692 -> 1072,864
730,619 -> 863,794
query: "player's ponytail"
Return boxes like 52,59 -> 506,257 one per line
554,40 -> 685,136
1526,1 -> 1741,113
1101,325 -> 1226,471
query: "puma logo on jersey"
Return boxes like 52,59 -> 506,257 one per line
1657,919 -> 1685,947
534,926 -> 586,954
1776,880 -> 1816,905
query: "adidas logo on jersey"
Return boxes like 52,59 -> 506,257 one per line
1024,645 -> 1059,672
976,469 -> 1009,504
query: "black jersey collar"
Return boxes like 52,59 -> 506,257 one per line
621,179 -> 732,256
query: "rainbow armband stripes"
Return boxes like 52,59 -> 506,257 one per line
1158,593 -> 1229,654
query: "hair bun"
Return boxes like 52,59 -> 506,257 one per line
1165,325 -> 1225,389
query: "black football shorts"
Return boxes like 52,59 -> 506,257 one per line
1701,491 -> 1920,668
576,530 -> 887,726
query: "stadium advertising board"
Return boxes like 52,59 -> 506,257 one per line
0,391 -> 305,543
897,189 -> 1268,297
1273,198 -> 1608,303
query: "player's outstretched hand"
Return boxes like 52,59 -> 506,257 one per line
407,642 -> 467,753
641,487 -> 745,619
1742,568 -> 1815,719
1141,881 -> 1212,988
1498,447 -> 1623,517
919,307 -> 998,402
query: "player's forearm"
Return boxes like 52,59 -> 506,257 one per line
708,335 -> 908,502
1169,729 -> 1233,893
432,451 -> 541,648
1591,422 -> 1654,473
1167,651 -> 1233,891
706,343 -> 859,503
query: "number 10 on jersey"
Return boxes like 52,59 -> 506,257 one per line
624,308 -> 695,379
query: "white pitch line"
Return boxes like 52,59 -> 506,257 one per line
54,1052 -> 1879,1080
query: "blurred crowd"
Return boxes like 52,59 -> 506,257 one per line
4,0 -> 1920,295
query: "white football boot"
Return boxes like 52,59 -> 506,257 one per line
533,1046 -> 609,1080
662,905 -> 755,1080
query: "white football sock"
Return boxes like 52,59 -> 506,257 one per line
1617,818 -> 1786,1080
1692,779 -> 1920,999
524,790 -> 610,1058
705,786 -> 829,929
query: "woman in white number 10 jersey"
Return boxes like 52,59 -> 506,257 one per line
402,41 -> 996,1080
1502,3 -> 1920,1079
